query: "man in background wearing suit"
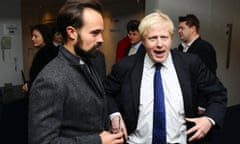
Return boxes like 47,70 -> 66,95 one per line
177,14 -> 217,75
28,0 -> 124,144
115,20 -> 143,63
177,14 -> 218,116
104,11 -> 227,144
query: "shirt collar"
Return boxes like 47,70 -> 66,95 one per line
181,35 -> 199,48
132,41 -> 142,49
144,51 -> 172,69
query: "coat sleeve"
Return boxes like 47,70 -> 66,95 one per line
193,55 -> 227,127
104,63 -> 123,115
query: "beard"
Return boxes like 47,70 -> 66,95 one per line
74,34 -> 102,59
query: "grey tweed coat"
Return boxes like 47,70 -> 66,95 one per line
29,46 -> 108,144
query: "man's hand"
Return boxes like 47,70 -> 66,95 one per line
22,83 -> 29,93
100,131 -> 124,144
185,117 -> 212,142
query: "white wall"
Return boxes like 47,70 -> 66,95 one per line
0,0 -> 23,87
146,0 -> 240,106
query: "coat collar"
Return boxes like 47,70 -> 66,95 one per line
59,46 -> 105,98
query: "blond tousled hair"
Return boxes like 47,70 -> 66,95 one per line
138,10 -> 174,39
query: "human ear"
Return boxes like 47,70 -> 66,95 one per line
66,26 -> 77,40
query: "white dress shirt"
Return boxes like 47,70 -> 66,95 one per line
128,52 -> 187,144
180,36 -> 199,53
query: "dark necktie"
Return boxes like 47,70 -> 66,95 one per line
178,45 -> 183,52
152,63 -> 166,144
87,64 -> 103,89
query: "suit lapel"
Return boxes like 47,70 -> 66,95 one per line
125,45 -> 131,56
130,48 -> 145,113
187,37 -> 202,53
171,51 -> 193,116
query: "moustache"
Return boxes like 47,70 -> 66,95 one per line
87,42 -> 102,57
94,42 -> 102,49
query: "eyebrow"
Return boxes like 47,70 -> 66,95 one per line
89,29 -> 102,35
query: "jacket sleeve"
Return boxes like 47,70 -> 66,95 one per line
104,63 -> 124,115
193,55 -> 227,127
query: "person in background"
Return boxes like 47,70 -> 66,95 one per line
28,0 -> 124,144
177,14 -> 218,116
125,20 -> 142,56
22,24 -> 52,93
115,19 -> 143,63
177,14 -> 217,75
49,23 -> 63,47
115,35 -> 130,63
104,10 -> 227,144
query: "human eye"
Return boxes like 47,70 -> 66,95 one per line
160,36 -> 169,41
34,34 -> 39,38
148,36 -> 157,42
91,30 -> 102,36
178,26 -> 183,30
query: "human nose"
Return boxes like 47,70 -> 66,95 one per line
178,28 -> 182,33
156,37 -> 163,47
98,33 -> 104,43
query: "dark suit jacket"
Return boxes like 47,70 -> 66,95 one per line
29,46 -> 108,144
178,37 -> 217,75
104,49 -> 227,144
178,37 -> 218,109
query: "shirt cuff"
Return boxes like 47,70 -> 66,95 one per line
206,116 -> 215,126
109,112 -> 121,120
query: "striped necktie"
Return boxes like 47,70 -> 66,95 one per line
152,63 -> 166,144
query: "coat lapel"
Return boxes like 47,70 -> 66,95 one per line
187,37 -> 201,53
130,48 -> 145,114
171,50 -> 194,116
77,64 -> 105,97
